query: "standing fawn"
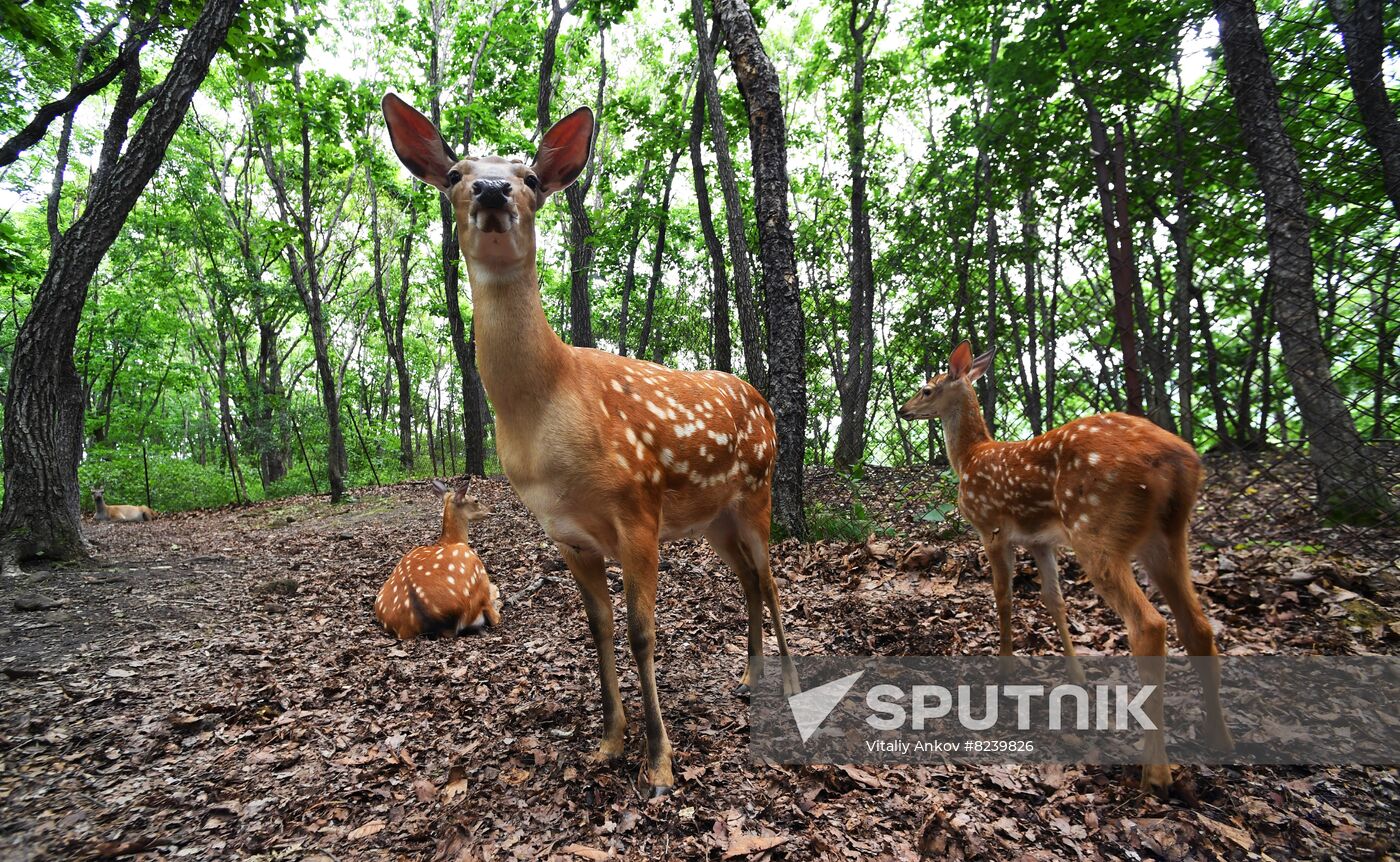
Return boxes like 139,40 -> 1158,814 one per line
383,95 -> 797,795
91,487 -> 155,522
376,479 -> 500,639
898,341 -> 1232,795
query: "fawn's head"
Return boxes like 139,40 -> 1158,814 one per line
382,94 -> 595,269
431,478 -> 490,523
897,341 -> 995,421
92,486 -> 105,502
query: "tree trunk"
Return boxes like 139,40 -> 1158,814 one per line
0,0 -> 244,563
536,0 -> 595,349
1327,0 -> 1400,218
695,0 -> 766,392
1019,187 -> 1043,435
394,220 -> 416,470
714,0 -> 807,539
428,7 -> 487,478
690,21 -> 732,374
617,158 -> 653,357
1215,0 -> 1393,520
637,149 -> 683,362
833,0 -> 878,470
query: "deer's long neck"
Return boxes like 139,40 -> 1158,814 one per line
942,389 -> 993,477
466,258 -> 570,424
439,506 -> 471,545
94,498 -> 107,517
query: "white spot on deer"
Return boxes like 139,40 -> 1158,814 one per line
660,448 -> 674,467
625,427 -> 637,445
647,401 -> 667,419
447,575 -> 456,585
652,468 -> 662,484
613,452 -> 629,469
635,441 -> 645,460
1088,452 -> 1102,466
642,430 -> 654,445
611,379 -> 623,393
1087,494 -> 1101,506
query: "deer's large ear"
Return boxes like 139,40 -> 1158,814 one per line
382,93 -> 457,191
967,347 -> 995,383
948,341 -> 974,378
533,107 -> 594,195
431,478 -> 452,496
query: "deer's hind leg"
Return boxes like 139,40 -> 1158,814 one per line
1140,528 -> 1232,752
1074,542 -> 1171,796
705,516 -> 766,694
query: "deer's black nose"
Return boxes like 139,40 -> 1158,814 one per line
472,179 -> 511,209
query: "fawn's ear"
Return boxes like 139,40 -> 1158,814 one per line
382,93 -> 457,191
967,347 -> 995,383
948,341 -> 974,378
431,478 -> 452,496
533,107 -> 594,195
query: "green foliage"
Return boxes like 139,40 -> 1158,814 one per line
0,0 -> 1392,521
805,500 -> 877,542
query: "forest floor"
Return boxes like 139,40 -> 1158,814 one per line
2,461 -> 1398,861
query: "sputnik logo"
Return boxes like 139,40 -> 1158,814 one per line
788,671 -> 865,743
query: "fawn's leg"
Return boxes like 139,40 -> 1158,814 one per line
984,536 -> 1016,658
559,543 -> 626,762
704,517 -> 766,694
1078,547 -> 1171,796
1140,529 -> 1233,751
737,503 -> 799,698
1031,545 -> 1086,685
618,524 -> 674,796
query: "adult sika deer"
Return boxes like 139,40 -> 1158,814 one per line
375,480 -> 500,640
382,94 -> 797,795
898,342 -> 1232,795
91,487 -> 155,522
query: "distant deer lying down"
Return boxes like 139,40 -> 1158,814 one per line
375,479 -> 500,640
91,487 -> 155,522
898,341 -> 1232,796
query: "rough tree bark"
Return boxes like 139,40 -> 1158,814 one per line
537,0 -> 597,349
428,0 -> 489,477
833,0 -> 879,469
1327,0 -> 1400,219
694,0 -> 766,393
0,0 -> 244,563
369,167 -> 416,471
689,19 -> 732,373
714,0 -> 807,538
1215,0 -> 1393,520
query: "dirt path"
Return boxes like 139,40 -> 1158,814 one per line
2,470 -> 1396,860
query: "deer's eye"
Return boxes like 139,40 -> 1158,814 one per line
921,387 -> 933,397
524,174 -> 539,190
446,169 -> 462,187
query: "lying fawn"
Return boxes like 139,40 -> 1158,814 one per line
383,95 -> 797,795
91,487 -> 155,522
898,341 -> 1232,795
375,479 -> 500,639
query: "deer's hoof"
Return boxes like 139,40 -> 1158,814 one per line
1140,763 -> 1173,799
648,782 -> 674,799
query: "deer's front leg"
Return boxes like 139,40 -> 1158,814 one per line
618,523 -> 673,797
985,536 -> 1016,658
559,543 -> 626,762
